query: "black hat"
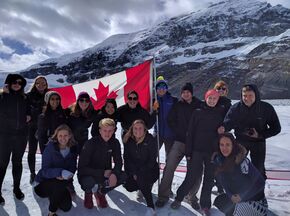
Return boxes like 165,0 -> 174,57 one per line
181,82 -> 193,95
5,73 -> 27,90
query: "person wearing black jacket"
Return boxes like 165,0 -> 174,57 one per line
123,119 -> 159,216
0,74 -> 31,204
117,90 -> 155,137
78,118 -> 124,209
219,84 -> 281,179
171,89 -> 225,215
38,91 -> 66,153
27,76 -> 49,184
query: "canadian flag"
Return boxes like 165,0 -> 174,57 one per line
52,60 -> 153,111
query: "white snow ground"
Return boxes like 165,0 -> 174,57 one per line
0,101 -> 290,216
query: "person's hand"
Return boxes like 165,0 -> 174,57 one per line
231,194 -> 241,203
108,173 -> 117,187
217,126 -> 225,134
104,170 -> 112,178
153,101 -> 159,111
3,84 -> 9,93
26,115 -> 32,123
56,176 -> 64,180
248,128 -> 259,138
133,175 -> 137,181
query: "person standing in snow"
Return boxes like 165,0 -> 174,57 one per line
37,91 -> 67,153
171,89 -> 225,216
152,76 -> 178,159
213,132 -> 268,216
33,124 -> 77,216
27,76 -> 49,184
218,84 -> 281,179
155,82 -> 202,209
78,118 -> 125,209
0,74 -> 31,204
123,119 -> 159,216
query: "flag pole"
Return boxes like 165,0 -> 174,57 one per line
153,55 -> 161,187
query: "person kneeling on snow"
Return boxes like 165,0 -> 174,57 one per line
78,118 -> 126,209
213,132 -> 268,216
33,124 -> 77,216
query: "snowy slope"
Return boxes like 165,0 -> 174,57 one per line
0,101 -> 290,216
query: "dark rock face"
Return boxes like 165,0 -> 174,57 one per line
20,0 -> 290,99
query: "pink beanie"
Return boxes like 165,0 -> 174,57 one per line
204,89 -> 220,100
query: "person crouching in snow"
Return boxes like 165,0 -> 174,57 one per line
33,124 -> 77,216
213,132 -> 268,216
78,118 -> 125,209
123,119 -> 159,216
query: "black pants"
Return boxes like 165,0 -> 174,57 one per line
240,140 -> 266,179
0,133 -> 27,192
34,179 -> 72,212
176,151 -> 214,209
124,175 -> 155,209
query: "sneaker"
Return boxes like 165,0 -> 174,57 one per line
170,200 -> 181,209
13,188 -> 24,200
191,199 -> 200,211
155,198 -> 168,208
145,207 -> 156,216
136,190 -> 144,202
84,192 -> 93,209
0,194 -> 5,206
30,173 -> 36,184
94,191 -> 108,208
201,208 -> 211,216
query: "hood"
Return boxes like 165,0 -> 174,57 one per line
240,84 -> 261,103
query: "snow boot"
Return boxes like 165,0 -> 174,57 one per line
94,191 -> 108,208
13,188 -> 24,200
84,192 -> 93,209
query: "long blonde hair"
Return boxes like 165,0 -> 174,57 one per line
123,119 -> 148,144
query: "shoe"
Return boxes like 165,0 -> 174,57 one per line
94,191 -> 108,208
0,194 -> 5,206
30,173 -> 36,184
136,190 -> 144,202
201,208 -> 211,216
170,200 -> 181,209
191,199 -> 200,211
145,207 -> 156,216
13,188 -> 24,200
155,198 -> 168,208
84,192 -> 93,209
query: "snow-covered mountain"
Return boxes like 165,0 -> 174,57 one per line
20,0 -> 290,99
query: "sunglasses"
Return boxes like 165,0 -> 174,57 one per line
128,97 -> 138,101
79,98 -> 90,103
12,80 -> 23,85
157,86 -> 167,90
216,87 -> 227,91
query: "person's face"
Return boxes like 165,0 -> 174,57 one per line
206,94 -> 219,107
35,78 -> 47,93
156,84 -> 167,97
215,85 -> 228,97
49,95 -> 60,110
11,79 -> 23,91
57,129 -> 71,148
181,90 -> 192,103
127,94 -> 138,109
133,122 -> 145,140
219,137 -> 233,157
78,98 -> 90,111
242,90 -> 256,107
105,102 -> 115,115
99,125 -> 115,142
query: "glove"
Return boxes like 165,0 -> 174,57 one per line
61,170 -> 74,180
153,101 -> 159,111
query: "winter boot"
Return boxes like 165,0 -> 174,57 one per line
191,199 -> 201,211
0,194 -> 5,206
145,207 -> 157,216
13,188 -> 24,200
84,192 -> 93,209
170,200 -> 181,209
94,191 -> 108,208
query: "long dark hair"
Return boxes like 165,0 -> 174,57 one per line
29,76 -> 48,94
69,98 -> 95,118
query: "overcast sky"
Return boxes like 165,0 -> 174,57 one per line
0,0 -> 289,72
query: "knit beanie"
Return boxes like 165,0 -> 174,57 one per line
204,89 -> 220,100
44,91 -> 61,104
77,91 -> 90,100
181,82 -> 193,95
155,76 -> 168,90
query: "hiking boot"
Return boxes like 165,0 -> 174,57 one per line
191,199 -> 200,211
170,200 -> 181,209
0,194 -> 5,206
94,191 -> 108,208
155,198 -> 168,208
145,207 -> 157,216
30,173 -> 36,184
84,192 -> 93,209
13,188 -> 24,200
201,208 -> 211,216
136,190 -> 144,202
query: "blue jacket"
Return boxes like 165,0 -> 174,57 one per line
35,141 -> 77,182
154,92 -> 178,139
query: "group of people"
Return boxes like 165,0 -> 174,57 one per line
0,73 -> 281,216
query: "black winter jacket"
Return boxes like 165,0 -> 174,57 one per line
167,97 -> 202,143
27,91 -> 46,124
77,135 -> 122,183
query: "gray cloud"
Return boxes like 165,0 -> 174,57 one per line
0,0 -> 289,72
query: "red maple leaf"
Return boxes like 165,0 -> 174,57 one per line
90,81 -> 119,110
